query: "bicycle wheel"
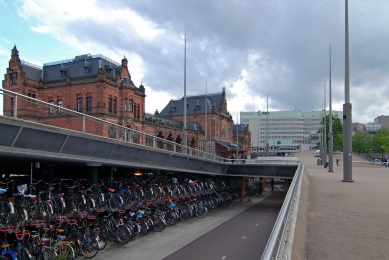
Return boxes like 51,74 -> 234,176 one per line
196,205 -> 207,218
37,201 -> 52,226
95,229 -> 108,250
51,196 -> 65,216
116,225 -> 131,244
57,244 -> 74,260
17,247 -> 32,260
152,217 -> 165,232
38,248 -> 57,260
81,236 -> 99,258
220,192 -> 232,206
0,200 -> 11,225
179,208 -> 191,222
108,195 -> 121,211
138,221 -> 149,236
12,205 -> 28,224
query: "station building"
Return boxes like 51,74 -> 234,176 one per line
2,46 -> 250,159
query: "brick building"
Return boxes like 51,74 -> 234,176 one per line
2,46 -> 250,157
158,90 -> 251,158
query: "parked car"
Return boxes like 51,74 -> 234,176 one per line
314,150 -> 320,157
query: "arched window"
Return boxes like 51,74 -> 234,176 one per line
86,93 -> 92,112
77,94 -> 83,112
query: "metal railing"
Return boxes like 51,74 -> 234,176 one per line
1,89 -> 223,162
261,162 -> 303,259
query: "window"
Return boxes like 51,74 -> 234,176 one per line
105,69 -> 112,75
49,101 -> 54,114
77,97 -> 83,112
57,100 -> 62,114
113,99 -> 117,114
129,99 -> 133,112
136,105 -> 140,119
124,99 -> 127,111
86,97 -> 92,112
10,72 -> 17,85
84,67 -> 90,74
60,71 -> 67,77
108,98 -> 112,113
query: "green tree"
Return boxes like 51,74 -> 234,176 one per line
333,133 -> 343,151
352,130 -> 371,153
371,129 -> 389,154
317,114 -> 343,151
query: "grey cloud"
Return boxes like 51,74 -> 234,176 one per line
46,0 -> 389,123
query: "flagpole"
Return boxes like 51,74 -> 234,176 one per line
328,43 -> 334,172
205,79 -> 207,154
323,82 -> 327,168
266,94 -> 269,157
343,0 -> 353,182
183,31 -> 187,152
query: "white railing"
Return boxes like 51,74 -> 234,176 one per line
1,89 -> 223,162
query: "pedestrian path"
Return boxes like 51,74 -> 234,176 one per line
93,193 -> 273,260
295,152 -> 389,260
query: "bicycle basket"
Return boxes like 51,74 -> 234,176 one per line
17,184 -> 27,195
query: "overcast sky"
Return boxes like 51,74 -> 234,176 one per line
1,0 -> 389,124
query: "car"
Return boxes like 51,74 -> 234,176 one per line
314,150 -> 320,157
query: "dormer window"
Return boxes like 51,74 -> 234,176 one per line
60,66 -> 67,77
84,62 -> 91,74
105,64 -> 113,76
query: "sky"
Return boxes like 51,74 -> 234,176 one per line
1,0 -> 389,124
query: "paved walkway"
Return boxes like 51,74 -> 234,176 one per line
295,152 -> 389,260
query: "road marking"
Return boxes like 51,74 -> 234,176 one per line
221,256 -> 227,260
255,224 -> 258,226
242,236 -> 246,239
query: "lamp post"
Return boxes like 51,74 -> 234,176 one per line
257,110 -> 261,156
266,94 -> 269,157
343,0 -> 353,182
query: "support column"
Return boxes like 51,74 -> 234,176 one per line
92,167 -> 98,185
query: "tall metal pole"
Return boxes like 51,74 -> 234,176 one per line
323,82 -> 327,168
257,112 -> 260,156
266,93 -> 269,157
183,31 -> 187,151
320,101 -> 324,164
328,43 -> 334,172
205,79 -> 207,153
236,111 -> 239,159
343,0 -> 353,182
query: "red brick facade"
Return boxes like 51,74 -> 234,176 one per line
2,46 -> 251,156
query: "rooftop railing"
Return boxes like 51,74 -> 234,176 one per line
1,89 -> 223,162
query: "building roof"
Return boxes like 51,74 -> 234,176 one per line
20,53 -> 137,88
20,60 -> 42,82
159,92 -> 223,117
233,124 -> 249,133
144,113 -> 203,132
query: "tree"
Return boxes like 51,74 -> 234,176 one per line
371,129 -> 389,155
317,114 -> 343,151
352,130 -> 371,153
